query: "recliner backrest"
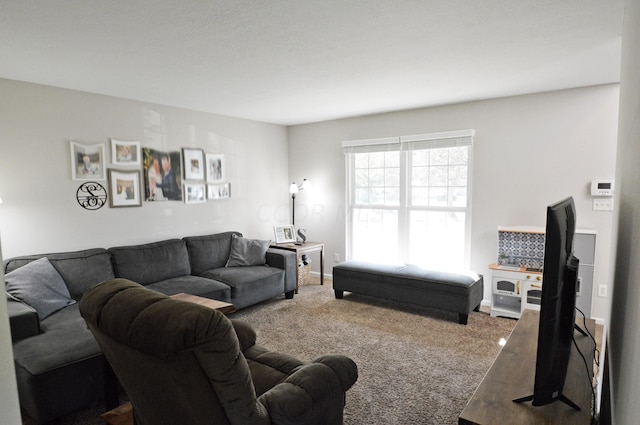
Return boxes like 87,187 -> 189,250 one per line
79,278 -> 268,425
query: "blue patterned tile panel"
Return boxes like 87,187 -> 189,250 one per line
497,230 -> 545,268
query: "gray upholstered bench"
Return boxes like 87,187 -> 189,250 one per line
332,261 -> 483,324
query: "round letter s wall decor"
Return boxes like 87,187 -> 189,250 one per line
76,182 -> 107,210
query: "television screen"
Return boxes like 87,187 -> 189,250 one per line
514,196 -> 585,410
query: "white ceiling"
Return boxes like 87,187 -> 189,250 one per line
0,0 -> 625,126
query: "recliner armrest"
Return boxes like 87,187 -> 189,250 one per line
6,294 -> 40,342
265,248 -> 297,293
257,355 -> 358,424
312,354 -> 359,392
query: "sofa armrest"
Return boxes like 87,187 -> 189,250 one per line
265,248 -> 297,293
257,355 -> 358,424
6,294 -> 40,342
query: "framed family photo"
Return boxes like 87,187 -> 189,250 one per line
206,153 -> 224,183
142,148 -> 183,201
111,139 -> 141,166
184,183 -> 206,204
108,169 -> 142,207
183,148 -> 205,180
273,225 -> 296,244
207,182 -> 231,200
70,141 -> 105,180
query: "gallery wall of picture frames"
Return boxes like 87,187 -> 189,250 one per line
70,139 -> 231,209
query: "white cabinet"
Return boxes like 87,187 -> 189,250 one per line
490,268 -> 543,319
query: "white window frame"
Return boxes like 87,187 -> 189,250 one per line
343,130 -> 474,271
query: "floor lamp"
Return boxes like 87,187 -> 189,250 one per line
289,179 -> 310,226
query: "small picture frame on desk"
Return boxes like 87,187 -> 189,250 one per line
274,225 -> 296,244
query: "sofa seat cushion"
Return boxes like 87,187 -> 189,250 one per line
201,266 -> 284,309
12,304 -> 107,424
144,275 -> 231,303
4,248 -> 115,301
109,239 -> 191,284
12,304 -> 102,376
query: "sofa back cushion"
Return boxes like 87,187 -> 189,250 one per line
109,239 -> 191,285
4,248 -> 115,301
184,231 -> 240,275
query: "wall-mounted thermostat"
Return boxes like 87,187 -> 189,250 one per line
591,180 -> 615,197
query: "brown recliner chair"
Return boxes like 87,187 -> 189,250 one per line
79,278 -> 358,425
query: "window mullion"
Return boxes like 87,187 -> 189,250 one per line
397,150 -> 410,262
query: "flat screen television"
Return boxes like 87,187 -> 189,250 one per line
514,196 -> 587,410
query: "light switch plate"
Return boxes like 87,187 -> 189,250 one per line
593,198 -> 614,211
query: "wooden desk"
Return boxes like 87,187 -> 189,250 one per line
459,309 -> 595,425
270,241 -> 324,293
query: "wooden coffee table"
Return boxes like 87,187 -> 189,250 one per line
170,292 -> 236,315
100,293 -> 235,425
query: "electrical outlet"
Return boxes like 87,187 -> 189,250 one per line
598,285 -> 608,297
334,253 -> 340,262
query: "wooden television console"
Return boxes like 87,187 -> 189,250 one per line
459,309 -> 596,425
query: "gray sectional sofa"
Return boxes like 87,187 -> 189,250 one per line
4,231 -> 296,424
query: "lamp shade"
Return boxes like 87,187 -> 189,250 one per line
289,183 -> 299,194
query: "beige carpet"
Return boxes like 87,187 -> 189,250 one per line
23,278 -> 518,425
233,279 -> 516,425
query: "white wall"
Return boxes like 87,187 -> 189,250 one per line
609,0 -> 640,423
288,84 -> 619,322
0,78 -> 292,422
0,241 -> 21,424
0,79 -> 291,258
0,76 -> 623,421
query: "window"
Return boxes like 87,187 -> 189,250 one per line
343,130 -> 474,271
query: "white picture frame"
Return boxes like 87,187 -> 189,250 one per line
205,153 -> 224,183
273,225 -> 296,244
207,183 -> 231,200
184,183 -> 206,204
111,139 -> 141,166
182,148 -> 205,180
70,141 -> 105,180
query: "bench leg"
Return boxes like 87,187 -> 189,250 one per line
458,313 -> 468,325
335,289 -> 344,299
